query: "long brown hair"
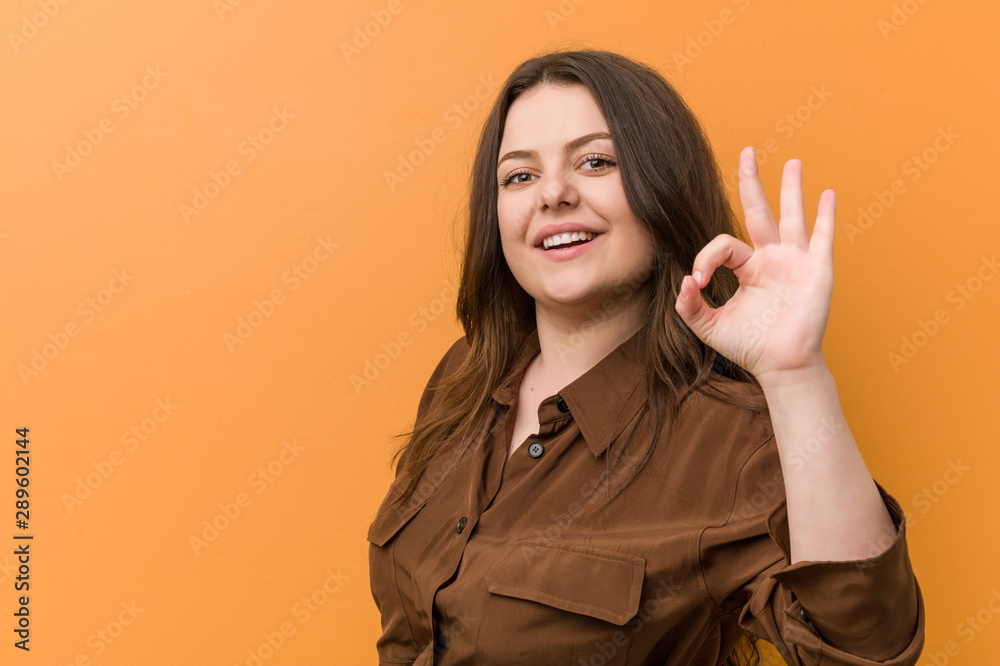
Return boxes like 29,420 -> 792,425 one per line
386,48 -> 767,665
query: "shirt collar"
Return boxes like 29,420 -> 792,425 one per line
490,328 -> 648,458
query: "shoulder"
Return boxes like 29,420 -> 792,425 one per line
391,335 -> 473,479
442,334 -> 471,368
425,335 -> 471,391
413,334 -> 471,417
682,374 -> 774,448
640,375 -> 776,516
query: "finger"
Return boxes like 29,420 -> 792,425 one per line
674,274 -> 716,341
690,233 -> 755,287
738,147 -> 780,248
809,188 -> 836,263
779,159 -> 809,250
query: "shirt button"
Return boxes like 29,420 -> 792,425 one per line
799,608 -> 808,621
527,441 -> 545,458
456,517 -> 467,534
556,397 -> 569,412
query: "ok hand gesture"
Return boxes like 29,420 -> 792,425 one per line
674,147 -> 836,387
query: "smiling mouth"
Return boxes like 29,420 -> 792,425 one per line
540,233 -> 602,250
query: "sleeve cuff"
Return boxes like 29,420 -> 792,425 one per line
768,479 -> 924,662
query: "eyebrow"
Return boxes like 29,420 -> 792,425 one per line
496,131 -> 613,170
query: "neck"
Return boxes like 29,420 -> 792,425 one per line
531,296 -> 645,388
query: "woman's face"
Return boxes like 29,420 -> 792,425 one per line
496,83 -> 655,320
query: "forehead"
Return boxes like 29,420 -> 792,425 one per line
499,83 -> 611,150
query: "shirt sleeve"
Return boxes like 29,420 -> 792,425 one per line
698,434 -> 926,665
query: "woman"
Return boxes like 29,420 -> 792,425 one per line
367,49 -> 924,665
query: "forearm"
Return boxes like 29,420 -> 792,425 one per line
758,362 -> 897,565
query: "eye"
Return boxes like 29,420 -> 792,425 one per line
579,154 -> 616,171
498,170 -> 535,188
497,154 -> 617,189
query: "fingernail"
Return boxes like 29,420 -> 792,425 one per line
693,270 -> 703,287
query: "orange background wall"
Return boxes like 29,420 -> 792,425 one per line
2,1 -> 997,663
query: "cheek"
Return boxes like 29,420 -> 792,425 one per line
590,185 -> 639,235
615,219 -> 656,269
497,197 -> 531,239
496,206 -> 520,261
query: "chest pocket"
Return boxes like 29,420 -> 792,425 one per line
476,538 -> 645,665
367,479 -> 434,660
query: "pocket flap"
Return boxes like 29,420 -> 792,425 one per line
485,539 -> 645,625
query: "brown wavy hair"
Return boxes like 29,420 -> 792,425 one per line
386,48 -> 769,665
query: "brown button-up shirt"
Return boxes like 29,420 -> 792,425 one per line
367,329 -> 925,665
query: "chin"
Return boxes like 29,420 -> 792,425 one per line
537,287 -> 599,308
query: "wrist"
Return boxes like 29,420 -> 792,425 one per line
754,356 -> 832,393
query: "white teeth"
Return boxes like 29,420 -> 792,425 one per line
542,231 -> 597,249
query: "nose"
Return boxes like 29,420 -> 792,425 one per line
537,168 -> 579,210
